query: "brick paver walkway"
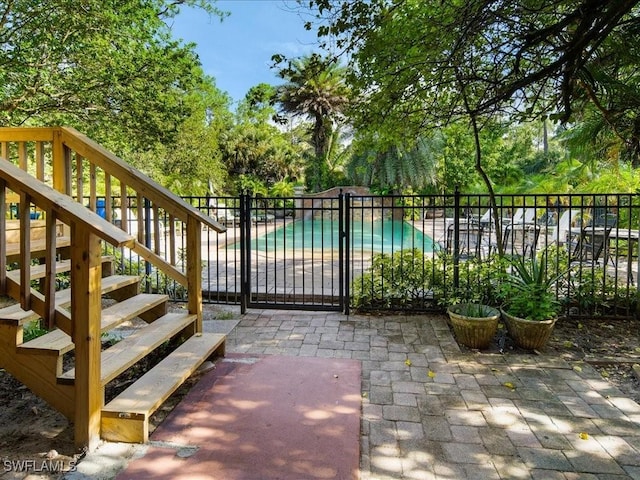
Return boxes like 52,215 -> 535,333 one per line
227,309 -> 640,480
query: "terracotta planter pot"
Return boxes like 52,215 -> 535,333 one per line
501,309 -> 557,350
447,304 -> 500,349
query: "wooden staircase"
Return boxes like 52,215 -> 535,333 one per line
0,127 -> 226,451
1,255 -> 225,443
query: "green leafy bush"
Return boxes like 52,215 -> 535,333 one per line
432,252 -> 509,307
351,249 -> 434,310
23,320 -> 48,342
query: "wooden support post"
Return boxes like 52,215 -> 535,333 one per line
186,216 -> 202,332
71,226 -> 103,452
19,192 -> 31,311
44,209 -> 57,330
0,180 -> 6,295
52,129 -> 69,195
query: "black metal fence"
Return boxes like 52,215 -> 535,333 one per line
91,191 -> 639,318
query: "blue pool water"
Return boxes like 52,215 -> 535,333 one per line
252,219 -> 436,253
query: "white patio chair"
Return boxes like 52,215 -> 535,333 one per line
544,209 -> 580,245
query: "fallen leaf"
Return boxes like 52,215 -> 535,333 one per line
579,432 -> 589,440
573,365 -> 582,373
601,370 -> 609,378
503,382 -> 516,390
405,359 -> 412,366
428,370 -> 436,378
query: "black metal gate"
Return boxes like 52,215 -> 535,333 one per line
239,193 -> 347,312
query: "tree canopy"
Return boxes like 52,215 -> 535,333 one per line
0,0 -> 225,151
306,0 -> 640,159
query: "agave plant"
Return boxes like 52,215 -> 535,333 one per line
500,250 -> 569,321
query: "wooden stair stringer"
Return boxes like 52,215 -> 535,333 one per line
0,326 -> 75,419
101,332 -> 226,443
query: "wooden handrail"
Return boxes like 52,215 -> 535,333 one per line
0,126 -> 226,327
0,159 -> 135,247
58,128 -> 225,232
0,127 -> 55,142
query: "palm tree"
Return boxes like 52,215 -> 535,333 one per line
345,136 -> 440,193
276,54 -> 349,192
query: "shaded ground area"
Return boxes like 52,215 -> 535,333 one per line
455,314 -> 640,405
0,306 -> 639,479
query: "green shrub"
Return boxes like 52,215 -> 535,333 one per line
351,248 -> 434,310
499,250 -> 567,321
432,252 -> 509,307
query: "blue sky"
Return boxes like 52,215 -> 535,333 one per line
171,1 -> 320,106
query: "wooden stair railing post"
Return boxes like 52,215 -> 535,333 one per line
0,179 -> 6,295
19,192 -> 31,311
186,215 -> 203,332
44,208 -> 58,330
71,224 -> 103,452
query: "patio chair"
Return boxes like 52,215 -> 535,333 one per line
544,209 -> 580,245
506,207 -> 524,225
446,221 -> 485,258
502,222 -> 540,258
569,225 -> 613,265
591,212 -> 618,229
476,208 -> 494,227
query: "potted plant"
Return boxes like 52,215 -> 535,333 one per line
499,250 -> 566,350
446,302 -> 501,349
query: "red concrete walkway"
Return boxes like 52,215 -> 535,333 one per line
117,354 -> 361,480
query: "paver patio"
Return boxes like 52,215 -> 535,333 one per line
226,309 -> 640,480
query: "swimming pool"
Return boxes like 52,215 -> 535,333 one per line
251,219 -> 436,253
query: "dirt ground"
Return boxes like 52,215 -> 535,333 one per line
0,308 -> 639,479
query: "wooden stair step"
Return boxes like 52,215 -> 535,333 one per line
101,332 -> 226,443
6,236 -> 72,261
54,274 -> 141,307
58,312 -> 196,386
6,256 -> 113,282
18,293 -> 168,355
0,304 -> 39,325
99,293 -> 168,331
0,274 -> 140,337
17,328 -> 75,356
